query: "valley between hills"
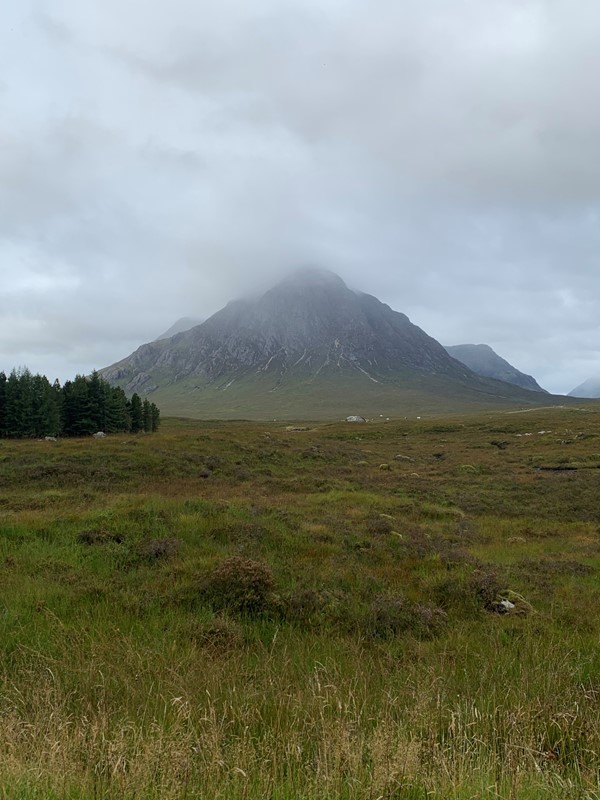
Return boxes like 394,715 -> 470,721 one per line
2,404 -> 600,798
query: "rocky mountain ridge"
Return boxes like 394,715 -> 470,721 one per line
444,343 -> 546,393
105,269 -> 474,390
101,268 -> 557,419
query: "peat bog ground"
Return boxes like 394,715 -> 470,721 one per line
1,406 -> 600,798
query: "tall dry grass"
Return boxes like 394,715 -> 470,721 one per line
1,629 -> 599,798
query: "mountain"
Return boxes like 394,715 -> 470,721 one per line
156,317 -> 203,340
101,268 -> 558,419
444,344 -> 547,393
569,376 -> 600,398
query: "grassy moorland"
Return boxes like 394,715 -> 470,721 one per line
1,405 -> 600,798
142,368 -> 568,420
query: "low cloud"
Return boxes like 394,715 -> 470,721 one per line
1,0 -> 600,392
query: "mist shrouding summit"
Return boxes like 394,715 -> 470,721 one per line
156,318 -> 203,341
3,2 -> 600,392
101,268 -> 561,419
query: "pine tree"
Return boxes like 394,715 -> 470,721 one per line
150,402 -> 160,432
142,399 -> 152,432
62,376 -> 95,436
87,371 -> 104,432
0,367 -> 161,438
129,393 -> 143,433
5,368 -> 34,437
0,371 -> 6,437
110,387 -> 131,432
31,374 -> 60,436
52,380 -> 63,434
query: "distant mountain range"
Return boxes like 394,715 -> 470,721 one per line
569,377 -> 600,398
444,344 -> 547,393
101,268 -> 565,419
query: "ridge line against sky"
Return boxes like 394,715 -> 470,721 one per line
2,0 -> 600,394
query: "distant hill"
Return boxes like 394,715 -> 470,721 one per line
155,317 -> 203,340
445,344 -> 547,393
569,376 -> 600,398
101,268 -> 562,419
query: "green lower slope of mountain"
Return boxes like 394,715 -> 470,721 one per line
144,367 -> 567,420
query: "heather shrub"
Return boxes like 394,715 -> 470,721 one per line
468,566 -> 503,610
366,517 -> 393,536
137,537 -> 182,563
205,454 -> 221,471
282,586 -> 329,625
284,588 -> 359,633
366,594 -> 447,639
428,572 -> 481,616
202,555 -> 276,615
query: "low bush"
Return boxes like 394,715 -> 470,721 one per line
137,537 -> 182,562
366,517 -> 393,536
205,454 -> 221,471
468,566 -> 503,610
272,583 -> 357,631
202,555 -> 276,615
428,572 -> 481,616
282,586 -> 330,625
366,593 -> 447,639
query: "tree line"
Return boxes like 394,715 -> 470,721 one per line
0,369 -> 160,438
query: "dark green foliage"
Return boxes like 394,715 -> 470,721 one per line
61,376 -> 95,435
87,370 -> 104,430
106,386 -> 131,433
4,368 -> 33,436
0,370 -> 7,436
0,367 -> 160,438
2,368 -> 60,437
150,402 -> 160,432
129,393 -> 143,433
140,399 -> 160,432
142,399 -> 152,432
31,374 -> 61,436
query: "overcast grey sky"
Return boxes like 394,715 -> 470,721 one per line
2,0 -> 600,393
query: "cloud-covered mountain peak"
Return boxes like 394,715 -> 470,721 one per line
100,270 -> 556,418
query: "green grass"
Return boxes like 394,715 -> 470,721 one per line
1,406 -> 600,797
135,366 -> 579,420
